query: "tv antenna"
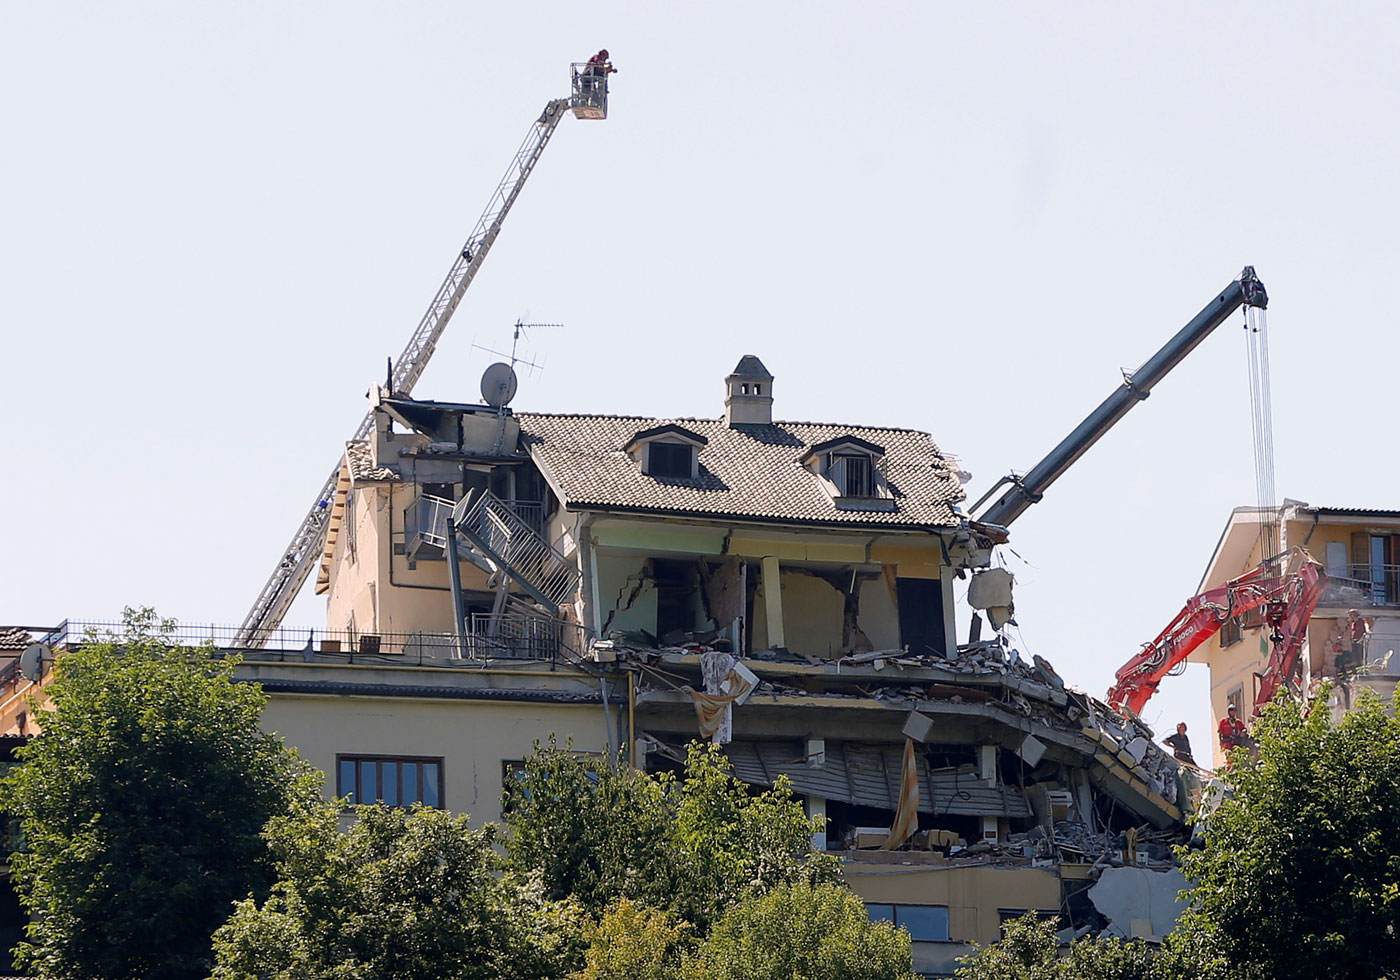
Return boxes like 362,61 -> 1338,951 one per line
471,319 -> 563,379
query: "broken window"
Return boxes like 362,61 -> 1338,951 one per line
648,441 -> 694,479
866,904 -> 950,943
654,558 -> 704,638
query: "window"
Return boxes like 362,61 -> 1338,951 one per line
866,903 -> 950,942
998,909 -> 1059,937
648,441 -> 693,479
337,754 -> 442,807
1227,686 -> 1244,718
829,453 -> 875,497
1220,615 -> 1242,649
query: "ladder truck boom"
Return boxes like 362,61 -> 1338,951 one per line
235,92 -> 582,649
971,267 -> 1269,528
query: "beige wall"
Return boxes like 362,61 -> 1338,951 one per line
843,863 -> 1061,945
260,693 -> 611,826
326,483 -> 497,643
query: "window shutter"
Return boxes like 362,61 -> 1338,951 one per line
827,455 -> 848,495
1351,532 -> 1369,575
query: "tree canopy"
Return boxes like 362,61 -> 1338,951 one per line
210,801 -> 584,980
503,739 -> 841,933
1178,689 -> 1400,980
0,608 -> 312,980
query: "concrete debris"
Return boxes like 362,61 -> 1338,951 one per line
1088,867 -> 1191,940
968,568 -> 1014,610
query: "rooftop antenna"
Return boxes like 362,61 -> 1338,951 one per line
471,319 -> 562,380
475,319 -> 563,451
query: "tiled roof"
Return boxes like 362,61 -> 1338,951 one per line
729,355 -> 772,378
345,441 -> 400,484
0,628 -> 32,651
516,414 -> 966,529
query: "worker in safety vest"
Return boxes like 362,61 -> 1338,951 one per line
1218,703 -> 1248,753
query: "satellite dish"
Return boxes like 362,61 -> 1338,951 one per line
480,362 -> 518,408
19,643 -> 48,683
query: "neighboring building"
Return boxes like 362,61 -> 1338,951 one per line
1192,501 -> 1400,768
0,358 -> 1194,975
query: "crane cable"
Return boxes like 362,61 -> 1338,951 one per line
1244,304 -> 1278,559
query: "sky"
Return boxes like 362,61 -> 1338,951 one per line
5,1 -> 1400,749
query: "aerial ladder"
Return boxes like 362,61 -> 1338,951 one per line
970,267 -> 1270,529
1106,548 -> 1326,717
234,66 -> 611,649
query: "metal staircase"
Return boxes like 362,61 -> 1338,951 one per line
425,491 -> 580,610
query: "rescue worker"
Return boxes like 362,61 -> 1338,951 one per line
1218,703 -> 1248,753
579,49 -> 617,106
1163,722 -> 1196,766
585,49 -> 617,77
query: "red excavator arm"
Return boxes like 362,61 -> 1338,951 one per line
1253,558 -> 1326,708
1107,548 -> 1325,716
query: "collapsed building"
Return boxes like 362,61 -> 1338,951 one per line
0,356 -> 1197,976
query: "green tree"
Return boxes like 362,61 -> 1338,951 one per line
951,915 -> 1179,980
504,740 -> 840,933
567,898 -> 693,980
1178,690 -> 1400,980
210,800 -> 585,980
698,881 -> 919,980
0,608 -> 310,980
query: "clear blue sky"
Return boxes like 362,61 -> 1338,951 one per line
5,1 -> 1399,746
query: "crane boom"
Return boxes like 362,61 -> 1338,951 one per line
234,97 -> 572,649
973,267 -> 1269,528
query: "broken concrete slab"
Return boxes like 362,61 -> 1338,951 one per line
1088,866 -> 1190,940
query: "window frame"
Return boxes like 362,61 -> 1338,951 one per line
865,902 -> 952,943
646,440 -> 696,479
336,753 -> 444,808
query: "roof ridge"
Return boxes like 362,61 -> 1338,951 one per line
514,412 -> 932,437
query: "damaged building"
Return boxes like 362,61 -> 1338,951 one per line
0,356 -> 1195,975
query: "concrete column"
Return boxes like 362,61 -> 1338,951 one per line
761,555 -> 784,649
979,745 -> 998,786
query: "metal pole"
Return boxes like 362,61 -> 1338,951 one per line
445,523 -> 468,660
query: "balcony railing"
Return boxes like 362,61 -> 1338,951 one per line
1322,564 -> 1400,607
19,617 -> 590,669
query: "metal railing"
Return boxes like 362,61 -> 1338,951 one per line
25,617 -> 591,668
1323,564 -> 1400,606
407,495 -> 546,557
569,63 -> 609,118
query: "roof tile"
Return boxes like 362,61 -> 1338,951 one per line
517,414 -> 965,529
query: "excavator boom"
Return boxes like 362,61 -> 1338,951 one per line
1107,548 -> 1325,716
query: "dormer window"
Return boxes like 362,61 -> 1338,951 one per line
649,441 -> 694,478
829,452 -> 874,497
800,435 -> 896,511
624,423 -> 708,481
